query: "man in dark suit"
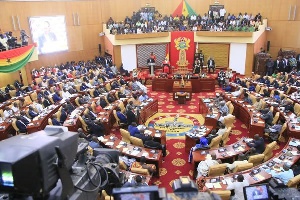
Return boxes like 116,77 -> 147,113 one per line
60,107 -> 68,123
89,120 -> 105,137
65,99 -> 75,114
43,96 -> 52,108
15,88 -> 26,97
246,134 -> 265,154
99,96 -> 108,108
19,111 -> 31,125
28,106 -> 38,119
52,91 -> 62,103
261,108 -> 274,127
93,87 -> 101,97
16,116 -> 27,134
207,57 -> 215,73
51,114 -> 62,126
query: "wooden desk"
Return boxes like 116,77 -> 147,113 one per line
152,78 -> 215,93
204,138 -> 300,191
99,135 -> 163,177
223,93 -> 265,138
138,100 -> 158,125
173,81 -> 192,101
192,138 -> 250,179
199,98 -> 221,129
185,125 -> 213,153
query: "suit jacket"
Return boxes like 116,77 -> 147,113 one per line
247,137 -> 265,154
66,103 -> 75,114
100,99 -> 107,108
20,116 -> 30,125
28,110 -> 38,118
16,120 -> 27,133
60,109 -> 68,123
261,111 -> 273,125
93,89 -> 101,97
43,99 -> 51,108
117,111 -> 127,124
52,118 -> 62,126
52,93 -> 62,103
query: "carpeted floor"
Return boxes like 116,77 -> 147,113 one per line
112,83 -> 286,193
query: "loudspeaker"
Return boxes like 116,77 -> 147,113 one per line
98,44 -> 102,54
267,41 -> 270,52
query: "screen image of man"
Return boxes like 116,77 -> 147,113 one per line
38,21 -> 57,54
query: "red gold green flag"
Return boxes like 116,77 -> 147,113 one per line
172,0 -> 197,17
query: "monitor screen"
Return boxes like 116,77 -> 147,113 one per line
29,16 -> 68,55
118,193 -> 151,200
243,184 -> 269,200
0,164 -> 13,187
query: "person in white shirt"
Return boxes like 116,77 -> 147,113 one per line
11,102 -> 19,113
226,154 -> 248,172
216,124 -> 227,136
41,79 -> 48,87
34,100 -> 44,113
219,8 -> 226,21
62,88 -> 72,99
226,174 -> 249,200
196,153 -> 220,178
3,107 -> 13,119
232,87 -> 242,97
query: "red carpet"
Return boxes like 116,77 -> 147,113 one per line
112,81 -> 286,193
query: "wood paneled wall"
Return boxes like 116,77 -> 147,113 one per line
1,0 -> 300,85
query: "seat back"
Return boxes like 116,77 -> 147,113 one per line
78,116 -> 89,132
228,103 -> 234,114
120,129 -> 131,143
130,167 -> 150,175
211,190 -> 231,200
91,101 -> 96,113
89,89 -> 95,97
30,91 -> 38,101
105,83 -> 111,91
248,154 -> 265,166
24,96 -> 32,105
209,135 -> 222,148
272,112 -> 280,125
48,118 -> 53,125
118,101 -> 126,113
232,162 -> 253,173
294,103 -> 300,116
9,90 -> 16,97
75,97 -> 80,107
224,115 -> 235,129
287,174 -> 300,188
263,141 -> 277,161
208,163 -> 227,177
249,94 -> 257,104
130,136 -> 144,147
278,122 -> 287,142
12,118 -> 19,133
255,84 -> 261,93
222,127 -> 232,145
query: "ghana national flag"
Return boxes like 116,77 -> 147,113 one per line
172,0 -> 197,17
0,44 -> 35,73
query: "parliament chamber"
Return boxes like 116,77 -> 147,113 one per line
1,0 -> 300,200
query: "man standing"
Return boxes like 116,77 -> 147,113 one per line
266,58 -> 274,76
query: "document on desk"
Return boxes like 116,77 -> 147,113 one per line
131,150 -> 140,156
205,183 -> 213,189
289,140 -> 300,147
213,183 -> 222,189
105,142 -> 114,146
254,174 -> 264,181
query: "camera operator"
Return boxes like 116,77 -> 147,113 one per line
20,30 -> 30,46
6,31 -> 20,49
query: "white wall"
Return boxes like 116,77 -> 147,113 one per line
229,43 -> 247,75
121,45 -> 137,72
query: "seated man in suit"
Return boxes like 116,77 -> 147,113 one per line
116,107 -> 127,124
60,105 -> 68,123
65,99 -> 75,114
89,120 -> 105,137
122,175 -> 148,187
260,108 -> 274,127
15,116 -> 27,134
107,93 -> 116,103
99,96 -> 108,108
51,114 -> 62,126
19,111 -> 31,125
43,96 -> 52,108
128,122 -> 140,136
28,106 -> 38,119
207,57 -> 215,73
131,156 -> 156,174
15,88 -> 26,97
246,134 -> 265,154
87,107 -> 97,120
52,91 -> 62,103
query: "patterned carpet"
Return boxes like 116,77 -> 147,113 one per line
112,83 -> 286,193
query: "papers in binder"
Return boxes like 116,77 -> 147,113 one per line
105,142 -> 114,146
